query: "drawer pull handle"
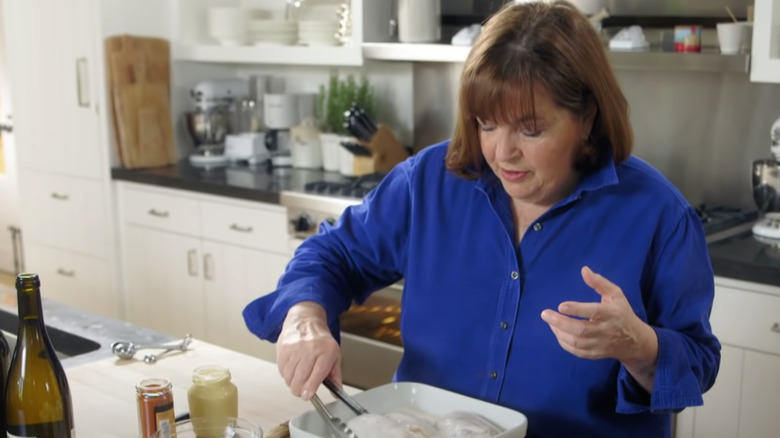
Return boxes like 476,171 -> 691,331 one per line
229,224 -> 253,233
56,268 -> 75,277
203,253 -> 214,281
187,249 -> 199,276
51,192 -> 69,201
772,323 -> 780,334
148,209 -> 170,218
75,57 -> 90,107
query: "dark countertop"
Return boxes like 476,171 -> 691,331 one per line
112,161 -> 780,289
111,159 -> 352,204
708,230 -> 780,288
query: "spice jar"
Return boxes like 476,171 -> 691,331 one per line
187,365 -> 239,437
137,378 -> 176,438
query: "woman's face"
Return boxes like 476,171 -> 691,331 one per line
478,86 -> 594,208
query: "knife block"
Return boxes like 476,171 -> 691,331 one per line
351,124 -> 409,176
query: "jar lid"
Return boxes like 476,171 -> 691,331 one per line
192,365 -> 231,384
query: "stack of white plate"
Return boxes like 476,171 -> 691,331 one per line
247,19 -> 299,46
208,7 -> 247,46
298,20 -> 341,46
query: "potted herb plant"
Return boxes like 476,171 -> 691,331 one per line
317,72 -> 376,172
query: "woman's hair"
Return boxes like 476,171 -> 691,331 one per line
446,0 -> 632,178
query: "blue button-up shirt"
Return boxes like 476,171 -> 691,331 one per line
244,141 -> 720,438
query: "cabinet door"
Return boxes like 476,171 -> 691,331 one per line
751,0 -> 780,83
25,242 -> 117,319
18,170 -> 108,257
690,344 -> 743,438
123,225 -> 206,340
739,350 -> 780,437
202,241 -> 288,362
2,0 -> 102,178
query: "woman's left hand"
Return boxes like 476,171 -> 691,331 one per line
540,266 -> 658,391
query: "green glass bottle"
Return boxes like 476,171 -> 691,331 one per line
0,327 -> 10,431
4,273 -> 74,437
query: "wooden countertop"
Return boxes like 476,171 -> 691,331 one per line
67,338 -> 338,437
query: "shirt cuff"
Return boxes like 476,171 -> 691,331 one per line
242,277 -> 349,343
616,327 -> 704,414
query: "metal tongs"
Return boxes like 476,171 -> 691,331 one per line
322,378 -> 369,416
310,378 -> 369,438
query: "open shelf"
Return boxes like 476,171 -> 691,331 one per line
361,42 -> 750,73
173,44 -> 363,66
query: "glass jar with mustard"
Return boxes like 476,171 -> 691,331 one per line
187,365 -> 239,437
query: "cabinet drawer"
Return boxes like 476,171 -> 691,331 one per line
711,285 -> 780,355
120,185 -> 200,236
201,200 -> 287,253
25,243 -> 117,319
19,171 -> 108,257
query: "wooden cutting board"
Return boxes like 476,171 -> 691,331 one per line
105,35 -> 176,169
66,339 -> 319,437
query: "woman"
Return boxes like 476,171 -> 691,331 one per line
243,2 -> 720,437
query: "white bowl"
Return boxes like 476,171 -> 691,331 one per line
289,382 -> 528,438
208,7 -> 247,34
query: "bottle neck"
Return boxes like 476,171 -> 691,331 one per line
16,275 -> 45,325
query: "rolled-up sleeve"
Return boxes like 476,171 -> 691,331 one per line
616,207 -> 721,413
243,158 -> 414,343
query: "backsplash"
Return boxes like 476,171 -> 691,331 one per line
411,62 -> 780,211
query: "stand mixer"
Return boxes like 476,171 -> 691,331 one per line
184,80 -> 250,166
751,117 -> 780,239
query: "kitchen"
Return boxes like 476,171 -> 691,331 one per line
1,0 -> 780,436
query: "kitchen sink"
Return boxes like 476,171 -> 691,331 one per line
0,308 -> 101,359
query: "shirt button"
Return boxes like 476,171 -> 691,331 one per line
490,371 -> 498,379
510,271 -> 519,280
533,222 -> 543,231
500,322 -> 508,330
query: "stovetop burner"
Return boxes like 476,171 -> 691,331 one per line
304,173 -> 387,198
695,205 -> 758,236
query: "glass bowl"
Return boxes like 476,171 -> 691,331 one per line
151,417 -> 263,438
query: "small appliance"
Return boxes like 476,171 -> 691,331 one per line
184,79 -> 250,166
751,117 -> 780,239
224,132 -> 269,163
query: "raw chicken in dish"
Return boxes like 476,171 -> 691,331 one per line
346,410 -> 500,438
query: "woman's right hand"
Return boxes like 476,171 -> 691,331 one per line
276,301 -> 342,400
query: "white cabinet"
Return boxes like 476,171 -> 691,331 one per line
750,0 -> 780,83
3,0 -> 103,179
1,0 -> 120,318
117,182 -> 289,362
675,278 -> 780,438
123,226 -> 206,340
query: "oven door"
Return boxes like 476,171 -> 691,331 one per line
340,284 -> 404,389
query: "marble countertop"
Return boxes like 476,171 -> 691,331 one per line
112,161 -> 780,288
0,282 -> 173,368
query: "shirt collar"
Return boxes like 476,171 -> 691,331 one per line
474,153 -> 620,207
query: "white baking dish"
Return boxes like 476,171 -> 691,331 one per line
289,381 -> 528,437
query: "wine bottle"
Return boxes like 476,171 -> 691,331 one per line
0,328 -> 10,431
4,273 -> 74,437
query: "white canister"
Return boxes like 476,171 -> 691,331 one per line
290,125 -> 323,169
319,132 -> 342,172
263,94 -> 298,129
398,0 -> 441,43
